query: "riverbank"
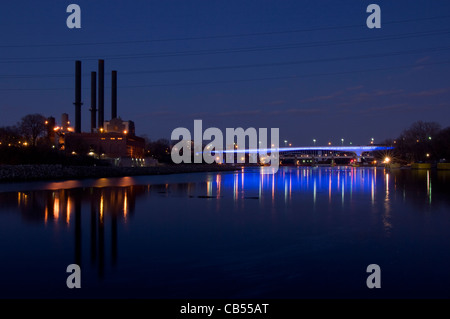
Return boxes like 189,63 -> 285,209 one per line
0,164 -> 241,183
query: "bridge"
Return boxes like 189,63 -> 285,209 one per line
198,145 -> 394,166
275,145 -> 394,165
217,145 -> 394,165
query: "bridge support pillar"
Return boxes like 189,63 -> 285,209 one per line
355,151 -> 363,163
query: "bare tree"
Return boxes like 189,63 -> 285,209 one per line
145,138 -> 172,163
18,114 -> 47,146
396,121 -> 441,162
0,125 -> 21,145
434,127 -> 450,162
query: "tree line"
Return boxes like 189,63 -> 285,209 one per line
0,113 -> 48,147
1,114 -> 449,165
382,120 -> 450,164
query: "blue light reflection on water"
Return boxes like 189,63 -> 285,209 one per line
0,166 -> 449,298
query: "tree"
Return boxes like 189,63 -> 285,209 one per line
396,121 -> 441,162
0,125 -> 21,146
434,127 -> 450,162
18,114 -> 47,146
145,138 -> 172,163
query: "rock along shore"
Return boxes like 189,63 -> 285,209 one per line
0,164 -> 241,183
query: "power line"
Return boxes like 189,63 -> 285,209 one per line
1,45 -> 449,79
0,14 -> 449,49
1,59 -> 448,92
1,28 -> 449,64
121,46 -> 450,75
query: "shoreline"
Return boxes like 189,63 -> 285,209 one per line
1,163 -> 446,183
0,164 -> 241,183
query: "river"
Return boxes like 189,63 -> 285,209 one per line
0,166 -> 449,298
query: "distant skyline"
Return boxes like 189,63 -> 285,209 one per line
1,0 -> 450,145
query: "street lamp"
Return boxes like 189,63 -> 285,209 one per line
341,138 -> 344,146
284,140 -> 288,147
371,137 -> 374,145
313,139 -> 316,146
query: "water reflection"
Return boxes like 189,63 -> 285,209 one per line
383,173 -> 392,235
10,185 -> 145,278
9,167 -> 450,221
7,167 -> 450,226
1,167 -> 450,289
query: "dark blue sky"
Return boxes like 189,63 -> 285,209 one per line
1,0 -> 449,145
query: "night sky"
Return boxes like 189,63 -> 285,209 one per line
1,0 -> 449,146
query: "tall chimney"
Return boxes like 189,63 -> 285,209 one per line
61,113 -> 69,131
74,60 -> 82,134
111,70 -> 117,119
98,59 -> 104,129
90,71 -> 97,133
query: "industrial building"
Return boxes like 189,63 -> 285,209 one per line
51,60 -> 146,167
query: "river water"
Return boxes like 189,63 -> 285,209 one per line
0,166 -> 449,298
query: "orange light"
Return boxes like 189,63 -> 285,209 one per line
123,130 -> 128,134
100,194 -> 104,223
53,197 -> 60,220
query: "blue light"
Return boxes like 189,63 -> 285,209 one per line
197,145 -> 394,155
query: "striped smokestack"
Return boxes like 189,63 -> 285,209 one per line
90,71 -> 97,133
111,70 -> 117,119
98,59 -> 104,129
74,60 -> 82,134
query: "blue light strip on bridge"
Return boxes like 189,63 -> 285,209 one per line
198,146 -> 394,155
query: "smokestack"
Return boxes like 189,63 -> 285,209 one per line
74,60 -> 82,134
61,113 -> 69,131
90,71 -> 97,133
98,59 -> 104,129
111,70 -> 117,119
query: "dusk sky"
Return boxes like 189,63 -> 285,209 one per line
1,0 -> 449,146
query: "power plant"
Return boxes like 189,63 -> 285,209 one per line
48,60 -> 146,167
